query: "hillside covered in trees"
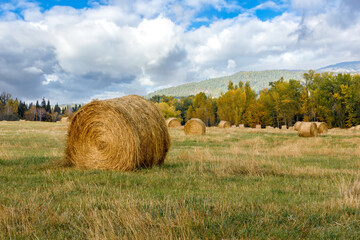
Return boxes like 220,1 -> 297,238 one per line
151,71 -> 360,129
147,70 -> 306,98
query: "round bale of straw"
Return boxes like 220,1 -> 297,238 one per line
166,118 -> 181,128
281,125 -> 287,130
256,124 -> 262,129
315,122 -> 328,134
294,121 -> 302,131
66,95 -> 170,171
184,118 -> 206,135
298,122 -> 318,137
60,117 -> 69,123
218,120 -> 231,128
355,125 -> 360,131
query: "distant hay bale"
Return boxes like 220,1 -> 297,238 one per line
294,121 -> 302,131
349,127 -> 355,131
315,122 -> 328,134
238,124 -> 245,128
166,118 -> 181,128
218,120 -> 231,128
281,125 -> 287,130
231,125 -> 237,128
66,95 -> 170,171
355,125 -> 360,131
298,122 -> 318,137
60,117 -> 69,123
266,126 -> 273,129
256,124 -> 261,129
184,118 -> 206,135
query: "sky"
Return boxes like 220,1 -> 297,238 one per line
0,0 -> 360,104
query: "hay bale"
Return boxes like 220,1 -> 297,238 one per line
315,122 -> 328,134
166,118 -> 181,128
238,124 -> 245,128
349,127 -> 355,131
266,126 -> 273,129
231,125 -> 237,128
294,121 -> 302,131
298,122 -> 318,137
218,120 -> 231,128
66,95 -> 170,171
60,117 -> 69,123
184,118 -> 206,135
355,125 -> 360,131
256,124 -> 261,129
281,125 -> 287,130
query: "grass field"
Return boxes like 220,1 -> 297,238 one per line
0,121 -> 360,239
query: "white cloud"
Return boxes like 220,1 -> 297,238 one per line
0,0 -> 360,103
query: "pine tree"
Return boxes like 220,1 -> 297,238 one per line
46,100 -> 51,113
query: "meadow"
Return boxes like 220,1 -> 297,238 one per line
0,121 -> 359,239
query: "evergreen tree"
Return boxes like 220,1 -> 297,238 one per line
54,103 -> 61,114
46,100 -> 51,113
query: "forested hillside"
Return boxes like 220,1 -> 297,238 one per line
147,70 -> 306,98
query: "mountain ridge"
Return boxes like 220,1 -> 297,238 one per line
147,61 -> 360,98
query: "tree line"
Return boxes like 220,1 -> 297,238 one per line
151,71 -> 360,128
0,92 -> 81,122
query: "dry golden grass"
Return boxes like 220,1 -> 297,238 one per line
1,121 -> 360,239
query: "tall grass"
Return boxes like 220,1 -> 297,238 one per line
0,122 -> 359,239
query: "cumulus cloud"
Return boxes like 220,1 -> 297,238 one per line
0,0 -> 359,103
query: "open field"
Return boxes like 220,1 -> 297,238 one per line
0,121 -> 360,239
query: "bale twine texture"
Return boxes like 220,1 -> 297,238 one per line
166,118 -> 181,128
294,121 -> 302,131
66,95 -> 170,171
218,120 -> 231,128
184,118 -> 206,135
315,122 -> 328,134
298,122 -> 318,137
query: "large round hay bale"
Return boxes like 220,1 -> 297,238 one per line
184,118 -> 206,135
218,120 -> 231,128
315,122 -> 328,134
298,122 -> 318,137
66,95 -> 170,171
294,121 -> 302,131
256,124 -> 261,129
166,118 -> 181,128
60,117 -> 69,123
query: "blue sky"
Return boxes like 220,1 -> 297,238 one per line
0,0 -> 360,103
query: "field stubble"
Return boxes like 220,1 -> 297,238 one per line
0,121 -> 360,239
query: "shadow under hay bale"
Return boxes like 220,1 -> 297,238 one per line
184,118 -> 206,135
66,95 -> 170,171
218,120 -> 231,128
294,121 -> 302,131
298,122 -> 318,137
315,122 -> 328,134
166,118 -> 181,128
